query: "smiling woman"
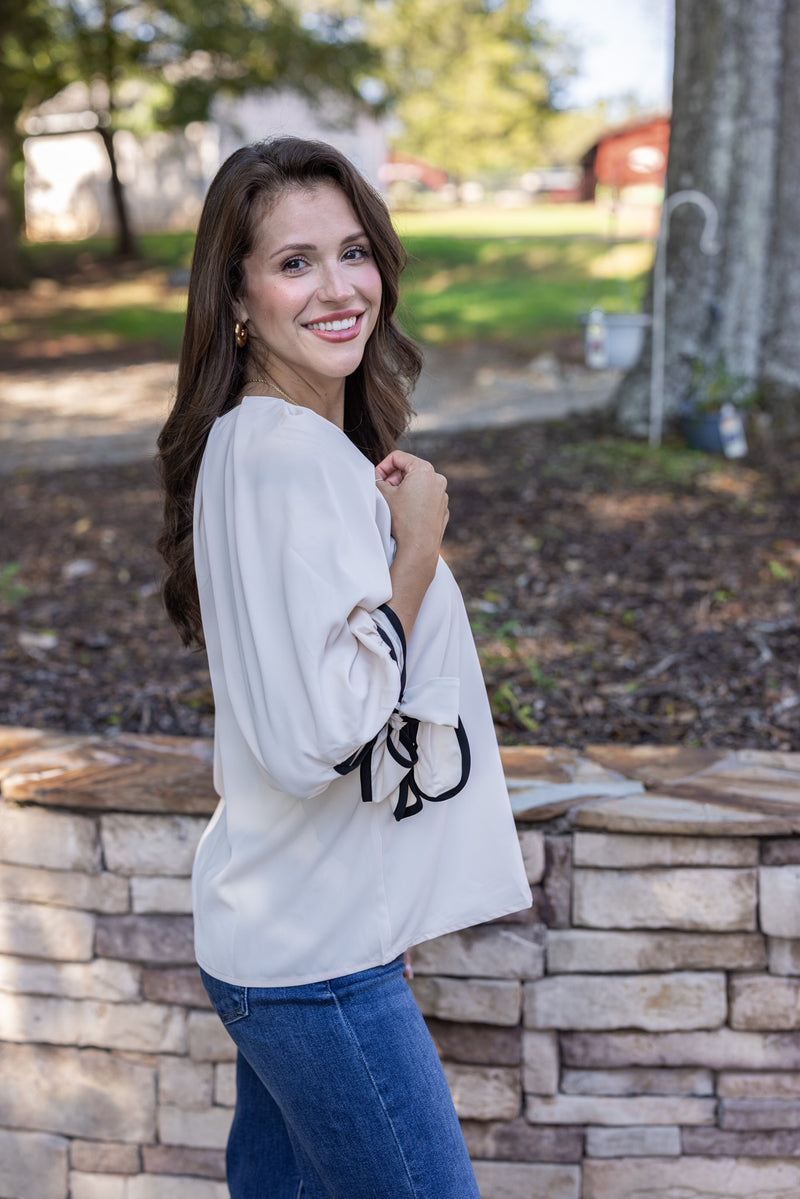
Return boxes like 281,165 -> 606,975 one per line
234,184 -> 383,426
154,137 -> 531,1199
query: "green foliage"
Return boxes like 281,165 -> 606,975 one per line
0,1 -> 65,135
549,438 -> 713,488
689,355 -> 758,413
492,681 -> 539,732
524,657 -> 556,691
472,614 -> 555,733
0,564 -> 29,608
364,0 -> 575,179
0,0 -> 377,266
768,559 -> 792,581
10,0 -> 375,133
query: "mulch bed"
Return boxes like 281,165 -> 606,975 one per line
2,416 -> 799,750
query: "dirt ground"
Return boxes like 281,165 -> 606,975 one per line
2,350 -> 798,751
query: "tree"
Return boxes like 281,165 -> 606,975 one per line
614,0 -> 800,434
0,0 -> 68,284
0,0 -> 376,275
365,0 -> 573,181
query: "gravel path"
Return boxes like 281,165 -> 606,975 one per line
0,348 -> 620,474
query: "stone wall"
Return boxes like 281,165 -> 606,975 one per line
1,727 -> 800,1199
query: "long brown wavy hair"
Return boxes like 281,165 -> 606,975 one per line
156,137 -> 423,648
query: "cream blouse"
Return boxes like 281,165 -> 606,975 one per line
192,395 -> 531,986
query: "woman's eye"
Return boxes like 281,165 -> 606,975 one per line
342,245 -> 370,262
282,256 -> 307,272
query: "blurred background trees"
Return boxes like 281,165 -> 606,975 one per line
0,0 -> 376,278
364,0 -> 571,182
0,0 -> 67,286
5,0 -> 800,427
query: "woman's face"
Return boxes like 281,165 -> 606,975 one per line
236,182 -> 383,393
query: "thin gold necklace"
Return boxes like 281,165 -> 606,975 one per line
242,375 -> 299,406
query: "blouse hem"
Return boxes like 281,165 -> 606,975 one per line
194,887 -> 532,989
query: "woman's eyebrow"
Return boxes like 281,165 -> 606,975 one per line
270,231 -> 368,260
270,242 -> 314,259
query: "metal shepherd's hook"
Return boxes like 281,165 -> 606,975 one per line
649,189 -> 721,446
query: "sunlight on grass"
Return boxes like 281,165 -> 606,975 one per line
14,206 -> 655,355
589,242 -> 654,280
3,265 -> 188,355
64,273 -> 187,311
393,202 -> 657,241
399,231 -> 650,347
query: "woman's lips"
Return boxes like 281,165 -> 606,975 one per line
304,312 -> 364,342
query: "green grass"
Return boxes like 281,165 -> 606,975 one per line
22,231 -> 196,275
398,234 -> 651,348
546,438 -> 727,488
12,206 -> 654,357
395,204 -> 654,349
393,200 -> 656,240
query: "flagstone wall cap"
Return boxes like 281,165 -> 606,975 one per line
573,795 -> 800,837
0,728 -> 798,832
508,781 -> 645,822
0,727 -> 217,815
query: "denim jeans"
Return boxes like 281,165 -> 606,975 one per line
200,955 -> 481,1199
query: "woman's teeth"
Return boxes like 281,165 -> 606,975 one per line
306,316 -> 358,332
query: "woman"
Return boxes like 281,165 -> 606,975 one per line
157,137 -> 531,1199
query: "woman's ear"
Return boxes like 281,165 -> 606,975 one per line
234,298 -> 250,324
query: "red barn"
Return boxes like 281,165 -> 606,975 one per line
379,151 -> 449,192
580,115 -> 670,201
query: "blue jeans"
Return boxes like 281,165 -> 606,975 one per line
200,955 -> 480,1199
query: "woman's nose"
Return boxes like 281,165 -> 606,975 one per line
317,261 -> 355,302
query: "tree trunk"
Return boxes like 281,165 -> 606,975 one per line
614,0 -> 800,434
97,125 -> 138,259
761,0 -> 800,421
0,132 -> 29,288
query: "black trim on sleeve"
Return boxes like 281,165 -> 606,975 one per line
392,716 -> 471,822
393,777 -> 424,821
333,732 -> 378,780
332,605 -> 468,822
386,717 -> 418,770
331,604 -> 407,781
360,743 -> 375,804
408,718 -> 471,804
336,712 -> 471,821
376,603 -> 407,695
333,605 -> 406,783
377,603 -> 406,659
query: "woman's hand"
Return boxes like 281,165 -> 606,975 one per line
375,450 -> 449,564
375,451 -> 449,640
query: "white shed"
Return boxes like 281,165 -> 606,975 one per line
23,83 -> 386,242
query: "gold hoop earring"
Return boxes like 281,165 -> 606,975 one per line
234,320 -> 248,348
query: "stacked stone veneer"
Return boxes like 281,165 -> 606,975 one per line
2,728 -> 800,1198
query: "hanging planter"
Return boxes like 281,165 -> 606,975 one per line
680,357 -> 755,458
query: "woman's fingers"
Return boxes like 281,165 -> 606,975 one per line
376,466 -> 404,486
375,450 -> 434,487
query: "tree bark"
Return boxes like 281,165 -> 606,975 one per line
0,132 -> 28,288
96,1 -> 138,261
761,0 -> 800,420
97,125 -> 138,260
614,0 -> 799,433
